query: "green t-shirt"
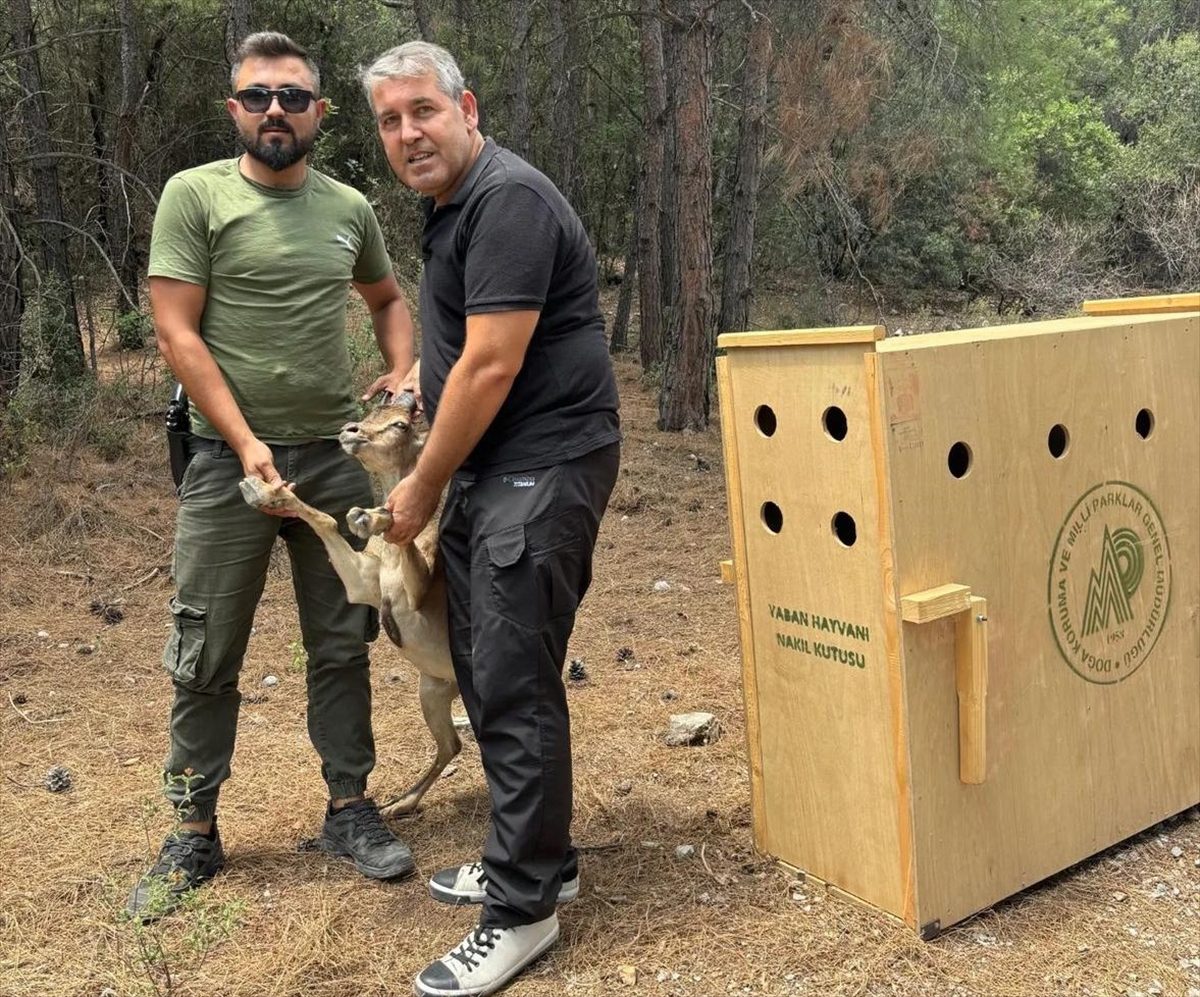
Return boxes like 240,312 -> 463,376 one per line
148,158 -> 392,441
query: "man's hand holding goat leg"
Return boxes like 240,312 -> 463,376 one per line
382,470 -> 441,546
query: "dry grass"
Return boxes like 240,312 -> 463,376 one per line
1,348 -> 1198,997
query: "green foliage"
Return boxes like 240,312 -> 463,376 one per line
833,0 -> 1199,296
19,276 -> 89,389
288,638 -> 308,674
116,310 -> 154,351
4,0 -> 1195,395
0,351 -> 159,475
1013,98 -> 1119,219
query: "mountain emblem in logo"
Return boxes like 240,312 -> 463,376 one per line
1048,481 -> 1171,684
1081,526 -> 1142,637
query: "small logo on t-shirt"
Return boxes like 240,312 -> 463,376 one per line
334,233 -> 355,251
503,474 -> 536,488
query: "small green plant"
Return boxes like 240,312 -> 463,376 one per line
288,638 -> 308,674
116,310 -> 154,351
112,769 -> 244,996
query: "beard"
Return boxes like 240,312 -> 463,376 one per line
238,119 -> 316,172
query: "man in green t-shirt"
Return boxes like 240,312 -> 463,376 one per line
127,31 -> 418,920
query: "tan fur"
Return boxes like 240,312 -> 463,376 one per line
239,400 -> 460,817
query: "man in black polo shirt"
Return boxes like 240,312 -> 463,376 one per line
361,41 -> 620,997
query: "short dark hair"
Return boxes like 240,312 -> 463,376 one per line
231,31 -> 321,95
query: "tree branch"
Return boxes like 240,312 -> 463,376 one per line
0,28 -> 121,63
0,205 -> 42,286
28,219 -> 140,311
12,153 -> 159,205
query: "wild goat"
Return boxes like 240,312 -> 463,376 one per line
238,393 -> 460,817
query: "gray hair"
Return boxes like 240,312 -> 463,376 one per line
359,41 -> 464,108
230,31 -> 321,96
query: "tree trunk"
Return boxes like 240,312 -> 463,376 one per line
112,0 -> 142,314
9,0 -> 85,379
718,2 -> 772,336
637,0 -> 666,370
658,0 -> 714,432
508,0 -> 532,158
658,5 -> 682,373
610,187 -> 639,354
0,118 -> 23,401
548,0 -> 581,207
413,0 -> 435,41
225,0 -> 253,67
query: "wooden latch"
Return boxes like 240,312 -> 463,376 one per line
901,584 -> 989,785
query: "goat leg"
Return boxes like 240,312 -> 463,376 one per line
239,477 -> 382,606
380,672 -> 462,817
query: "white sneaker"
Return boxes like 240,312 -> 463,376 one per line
428,861 -> 580,906
412,914 -> 559,997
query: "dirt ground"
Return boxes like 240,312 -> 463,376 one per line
1,338 -> 1198,997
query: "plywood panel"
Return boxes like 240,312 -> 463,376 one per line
1083,292 -> 1199,316
722,342 -> 904,916
864,353 -> 919,927
716,356 -> 768,854
879,313 -> 1200,929
875,312 -> 1190,353
719,326 -> 885,350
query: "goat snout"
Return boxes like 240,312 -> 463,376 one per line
338,424 -> 365,453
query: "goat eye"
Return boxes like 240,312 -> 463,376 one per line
388,422 -> 410,433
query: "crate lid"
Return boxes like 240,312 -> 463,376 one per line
1082,292 -> 1199,316
717,325 -> 885,350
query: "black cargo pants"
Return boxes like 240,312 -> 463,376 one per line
439,443 -> 619,927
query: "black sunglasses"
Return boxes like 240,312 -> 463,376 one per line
234,87 -> 315,114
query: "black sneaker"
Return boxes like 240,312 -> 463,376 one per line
429,861 -> 579,906
126,826 -> 226,921
413,915 -> 559,996
316,798 -> 414,879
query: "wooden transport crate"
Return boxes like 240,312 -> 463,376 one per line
715,293 -> 1200,936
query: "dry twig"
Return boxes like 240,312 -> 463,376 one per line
8,693 -> 66,725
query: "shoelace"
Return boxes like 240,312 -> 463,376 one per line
464,861 -> 487,885
448,927 -> 502,971
149,835 -> 200,876
346,802 -> 396,845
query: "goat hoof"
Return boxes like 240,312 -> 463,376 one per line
347,507 -> 373,539
239,477 -> 273,509
379,797 -> 420,819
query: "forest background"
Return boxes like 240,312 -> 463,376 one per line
2,4 -> 1199,994
2,0 -> 1198,458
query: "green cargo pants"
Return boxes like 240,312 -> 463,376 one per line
161,437 -> 379,822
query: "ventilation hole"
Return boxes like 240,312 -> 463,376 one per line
947,442 -> 973,479
1048,424 -> 1070,459
754,405 -> 777,438
822,406 -> 848,441
832,511 -> 857,547
1135,408 -> 1155,439
761,501 -> 783,534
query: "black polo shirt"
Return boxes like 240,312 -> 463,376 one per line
418,139 -> 620,478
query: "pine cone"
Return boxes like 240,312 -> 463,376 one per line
44,765 -> 72,793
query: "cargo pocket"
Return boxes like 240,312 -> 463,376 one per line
162,597 -> 208,687
487,524 -> 533,628
487,516 -> 587,629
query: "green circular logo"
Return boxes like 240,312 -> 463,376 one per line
1047,481 -> 1171,684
